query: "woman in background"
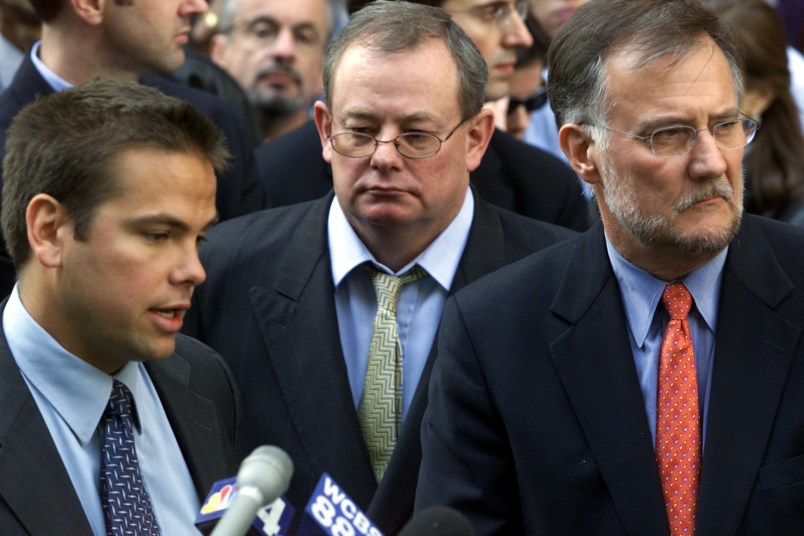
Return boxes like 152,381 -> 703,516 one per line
705,0 -> 804,226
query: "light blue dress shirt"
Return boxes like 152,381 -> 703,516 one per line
29,41 -> 72,92
329,190 -> 474,421
605,236 -> 728,451
4,286 -> 202,535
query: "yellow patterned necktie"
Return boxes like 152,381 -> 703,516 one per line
359,263 -> 426,483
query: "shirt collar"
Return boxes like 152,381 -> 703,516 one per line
4,285 -> 143,444
605,234 -> 727,347
30,40 -> 73,92
328,189 -> 474,290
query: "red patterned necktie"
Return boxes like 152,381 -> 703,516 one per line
656,283 -> 701,535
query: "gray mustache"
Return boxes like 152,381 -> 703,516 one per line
676,180 -> 733,212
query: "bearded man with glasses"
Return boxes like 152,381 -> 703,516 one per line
417,0 -> 804,534
183,2 -> 575,533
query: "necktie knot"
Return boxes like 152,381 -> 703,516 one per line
363,264 -> 426,312
106,380 -> 133,419
662,282 -> 692,321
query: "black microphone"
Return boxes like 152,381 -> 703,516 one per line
209,445 -> 294,536
398,506 -> 475,536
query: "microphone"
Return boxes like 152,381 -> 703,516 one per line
207,445 -> 294,536
398,506 -> 475,536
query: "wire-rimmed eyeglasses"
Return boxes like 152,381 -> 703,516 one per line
586,115 -> 760,158
328,119 -> 468,159
448,0 -> 529,30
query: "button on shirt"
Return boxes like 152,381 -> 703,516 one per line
3,286 -> 202,535
330,190 -> 474,421
605,236 -> 727,449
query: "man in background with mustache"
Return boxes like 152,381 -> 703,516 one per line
210,0 -> 336,141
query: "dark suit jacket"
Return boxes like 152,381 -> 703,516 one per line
416,215 -> 804,535
0,52 -> 265,298
256,120 -> 590,231
0,327 -> 241,535
182,192 -> 576,534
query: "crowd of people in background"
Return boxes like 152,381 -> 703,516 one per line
0,0 -> 803,534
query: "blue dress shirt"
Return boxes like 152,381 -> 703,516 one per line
329,191 -> 474,421
605,236 -> 728,451
30,41 -> 72,92
4,286 -> 202,535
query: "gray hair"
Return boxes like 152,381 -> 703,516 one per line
217,0 -> 339,43
322,0 -> 488,118
548,0 -> 743,130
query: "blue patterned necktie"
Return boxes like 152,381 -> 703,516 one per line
100,380 -> 161,536
359,264 -> 426,483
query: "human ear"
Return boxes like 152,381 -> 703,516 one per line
560,123 -> 602,187
26,194 -> 70,269
313,101 -> 334,164
465,108 -> 495,172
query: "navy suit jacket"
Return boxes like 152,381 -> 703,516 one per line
417,215 -> 804,535
0,53 -> 265,298
256,120 -> 590,232
182,192 -> 576,534
0,325 -> 241,535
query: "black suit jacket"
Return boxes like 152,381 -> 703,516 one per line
257,120 -> 590,231
417,215 -> 804,535
0,326 -> 241,535
0,52 -> 265,298
182,192 -> 576,534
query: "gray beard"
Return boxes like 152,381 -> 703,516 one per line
252,92 -> 306,120
600,154 -> 743,258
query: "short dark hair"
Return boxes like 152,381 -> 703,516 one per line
2,78 -> 230,269
548,0 -> 743,128
28,0 -> 64,21
323,0 -> 488,119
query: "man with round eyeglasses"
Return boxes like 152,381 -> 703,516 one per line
256,0 -> 591,234
417,0 -> 804,533
183,2 -> 576,533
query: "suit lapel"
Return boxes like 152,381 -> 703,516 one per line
695,217 -> 800,536
549,226 -> 670,536
0,323 -> 93,534
248,196 -> 378,506
145,356 -> 234,500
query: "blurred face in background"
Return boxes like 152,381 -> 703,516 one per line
211,0 -> 329,121
101,0 -> 207,77
506,58 -> 545,138
442,0 -> 533,101
528,0 -> 588,40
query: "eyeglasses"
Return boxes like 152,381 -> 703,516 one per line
328,119 -> 468,159
507,87 -> 548,115
449,0 -> 529,30
223,16 -> 323,49
588,115 -> 760,158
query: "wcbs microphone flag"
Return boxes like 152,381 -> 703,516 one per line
299,473 -> 384,536
196,477 -> 295,535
